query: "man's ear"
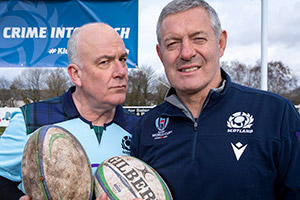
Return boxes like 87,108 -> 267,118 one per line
156,44 -> 163,63
67,64 -> 82,87
218,30 -> 227,58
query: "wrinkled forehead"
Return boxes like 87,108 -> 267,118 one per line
160,7 -> 213,36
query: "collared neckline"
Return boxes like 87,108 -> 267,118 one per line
164,68 -> 228,120
62,86 -> 80,119
61,86 -> 125,129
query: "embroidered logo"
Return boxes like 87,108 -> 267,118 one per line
231,142 -> 248,161
155,117 -> 169,131
153,117 -> 172,140
227,112 -> 254,134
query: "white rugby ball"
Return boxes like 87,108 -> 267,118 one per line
94,155 -> 172,200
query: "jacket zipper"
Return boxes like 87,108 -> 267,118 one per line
192,120 -> 198,161
191,89 -> 215,161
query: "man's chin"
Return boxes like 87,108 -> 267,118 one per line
111,95 -> 126,105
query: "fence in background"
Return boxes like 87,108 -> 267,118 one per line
0,104 -> 299,128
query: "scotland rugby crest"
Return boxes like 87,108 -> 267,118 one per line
227,112 -> 254,133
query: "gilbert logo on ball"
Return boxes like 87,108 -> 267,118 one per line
94,155 -> 173,200
21,125 -> 93,200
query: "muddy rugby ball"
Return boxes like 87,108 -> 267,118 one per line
94,155 -> 172,200
21,125 -> 93,200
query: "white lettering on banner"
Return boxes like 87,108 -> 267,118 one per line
114,27 -> 130,39
3,27 -> 48,38
3,27 -> 76,39
3,27 -> 131,39
48,48 -> 68,54
57,48 -> 67,54
50,27 -> 77,38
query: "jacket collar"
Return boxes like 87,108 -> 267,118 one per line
163,68 -> 230,119
62,86 -> 80,118
62,86 -> 125,128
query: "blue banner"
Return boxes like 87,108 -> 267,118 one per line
0,0 -> 138,68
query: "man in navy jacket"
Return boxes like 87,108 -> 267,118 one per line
131,0 -> 300,199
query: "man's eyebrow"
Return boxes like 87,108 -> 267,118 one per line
189,31 -> 206,38
120,52 -> 129,58
164,36 -> 180,43
164,31 -> 206,41
94,51 -> 128,64
94,55 -> 114,64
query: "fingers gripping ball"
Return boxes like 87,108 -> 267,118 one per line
94,155 -> 173,200
21,125 -> 93,200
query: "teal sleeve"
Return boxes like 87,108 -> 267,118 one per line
0,109 -> 28,182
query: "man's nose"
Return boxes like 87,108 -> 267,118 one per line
180,40 -> 196,61
113,60 -> 128,78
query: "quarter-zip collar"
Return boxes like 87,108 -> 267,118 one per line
164,69 -> 228,121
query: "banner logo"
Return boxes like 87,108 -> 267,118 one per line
0,0 -> 138,68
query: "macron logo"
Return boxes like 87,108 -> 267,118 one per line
231,142 -> 248,161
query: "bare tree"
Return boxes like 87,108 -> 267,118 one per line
222,61 -> 251,86
0,76 -> 11,106
248,61 -> 297,95
12,68 -> 47,103
222,60 -> 299,104
10,77 -> 25,105
267,61 -> 297,94
44,68 -> 72,99
248,61 -> 261,89
222,60 -> 298,92
152,74 -> 170,105
285,87 -> 300,105
125,65 -> 156,106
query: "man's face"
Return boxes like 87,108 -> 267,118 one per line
157,7 -> 226,96
77,25 -> 128,109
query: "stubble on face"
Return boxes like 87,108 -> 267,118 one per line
158,7 -> 224,98
76,24 -> 128,108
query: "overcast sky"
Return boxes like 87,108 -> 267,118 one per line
138,0 -> 300,80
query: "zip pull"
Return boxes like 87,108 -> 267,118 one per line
194,121 -> 198,131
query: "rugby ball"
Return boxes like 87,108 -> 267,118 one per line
22,125 -> 93,200
94,155 -> 173,200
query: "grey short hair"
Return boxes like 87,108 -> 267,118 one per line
156,0 -> 222,45
67,27 -> 81,68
